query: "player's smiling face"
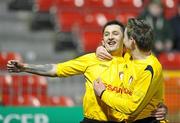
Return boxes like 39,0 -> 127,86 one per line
102,25 -> 123,53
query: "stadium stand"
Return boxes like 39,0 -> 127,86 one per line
162,0 -> 179,19
30,0 -> 54,30
8,0 -> 33,11
77,29 -> 102,52
0,73 -> 75,106
55,9 -> 84,32
35,0 -> 54,12
49,96 -> 74,106
55,0 -> 84,8
80,11 -> 116,29
0,74 -> 47,105
115,0 -> 144,9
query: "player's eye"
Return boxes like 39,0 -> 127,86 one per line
113,31 -> 119,35
104,32 -> 109,37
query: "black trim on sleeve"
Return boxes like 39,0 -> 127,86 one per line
144,65 -> 154,80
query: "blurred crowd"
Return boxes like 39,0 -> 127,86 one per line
6,0 -> 180,55
139,0 -> 180,55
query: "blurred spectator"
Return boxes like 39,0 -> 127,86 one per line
139,0 -> 173,55
170,3 -> 180,51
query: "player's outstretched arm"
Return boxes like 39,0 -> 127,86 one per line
7,60 -> 57,77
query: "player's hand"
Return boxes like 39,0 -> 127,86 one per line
151,103 -> 168,120
96,45 -> 112,60
93,78 -> 106,98
7,60 -> 25,73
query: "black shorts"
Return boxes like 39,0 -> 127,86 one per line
80,117 -> 125,123
133,117 -> 160,123
80,117 -> 160,123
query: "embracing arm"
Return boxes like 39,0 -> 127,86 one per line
7,60 -> 57,77
96,45 -> 112,60
94,71 -> 164,115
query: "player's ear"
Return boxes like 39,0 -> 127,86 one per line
130,37 -> 134,41
130,37 -> 136,50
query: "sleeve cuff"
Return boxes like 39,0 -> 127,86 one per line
99,90 -> 106,99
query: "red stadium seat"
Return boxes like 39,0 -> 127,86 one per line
162,0 -> 178,19
59,96 -> 74,106
56,9 -> 83,32
28,75 -> 40,96
84,0 -> 115,9
11,79 -> 20,97
31,75 -> 47,96
116,12 -> 138,24
78,30 -> 102,52
0,52 -> 22,70
80,11 -> 116,29
161,0 -> 178,9
25,95 -> 41,106
55,0 -> 84,9
1,74 -> 48,106
114,0 -> 144,16
38,95 -> 48,105
10,75 -> 48,96
2,94 -> 11,106
12,95 -> 41,106
1,75 -> 12,105
115,0 -> 144,9
158,52 -> 180,70
49,96 -> 74,106
12,95 -> 24,106
11,75 -> 24,97
1,75 -> 12,95
21,75 -> 47,96
164,8 -> 177,19
11,75 -> 29,95
35,0 -> 54,12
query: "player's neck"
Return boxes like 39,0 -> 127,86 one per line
131,48 -> 151,60
111,48 -> 123,57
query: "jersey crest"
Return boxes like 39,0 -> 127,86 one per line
119,72 -> 124,80
128,76 -> 134,84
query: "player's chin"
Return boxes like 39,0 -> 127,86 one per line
109,47 -> 117,52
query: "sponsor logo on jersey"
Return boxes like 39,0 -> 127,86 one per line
104,83 -> 132,96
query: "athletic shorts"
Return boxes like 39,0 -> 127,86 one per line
80,117 -> 159,123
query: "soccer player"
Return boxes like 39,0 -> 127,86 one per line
94,18 -> 167,122
7,20 -> 166,123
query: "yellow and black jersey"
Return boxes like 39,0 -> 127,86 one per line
101,53 -> 164,122
56,53 -> 127,121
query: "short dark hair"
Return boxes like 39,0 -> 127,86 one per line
102,20 -> 125,34
126,18 -> 153,52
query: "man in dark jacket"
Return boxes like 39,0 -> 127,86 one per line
139,0 -> 174,54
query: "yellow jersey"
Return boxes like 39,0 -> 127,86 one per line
101,53 -> 164,122
56,53 -> 127,121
